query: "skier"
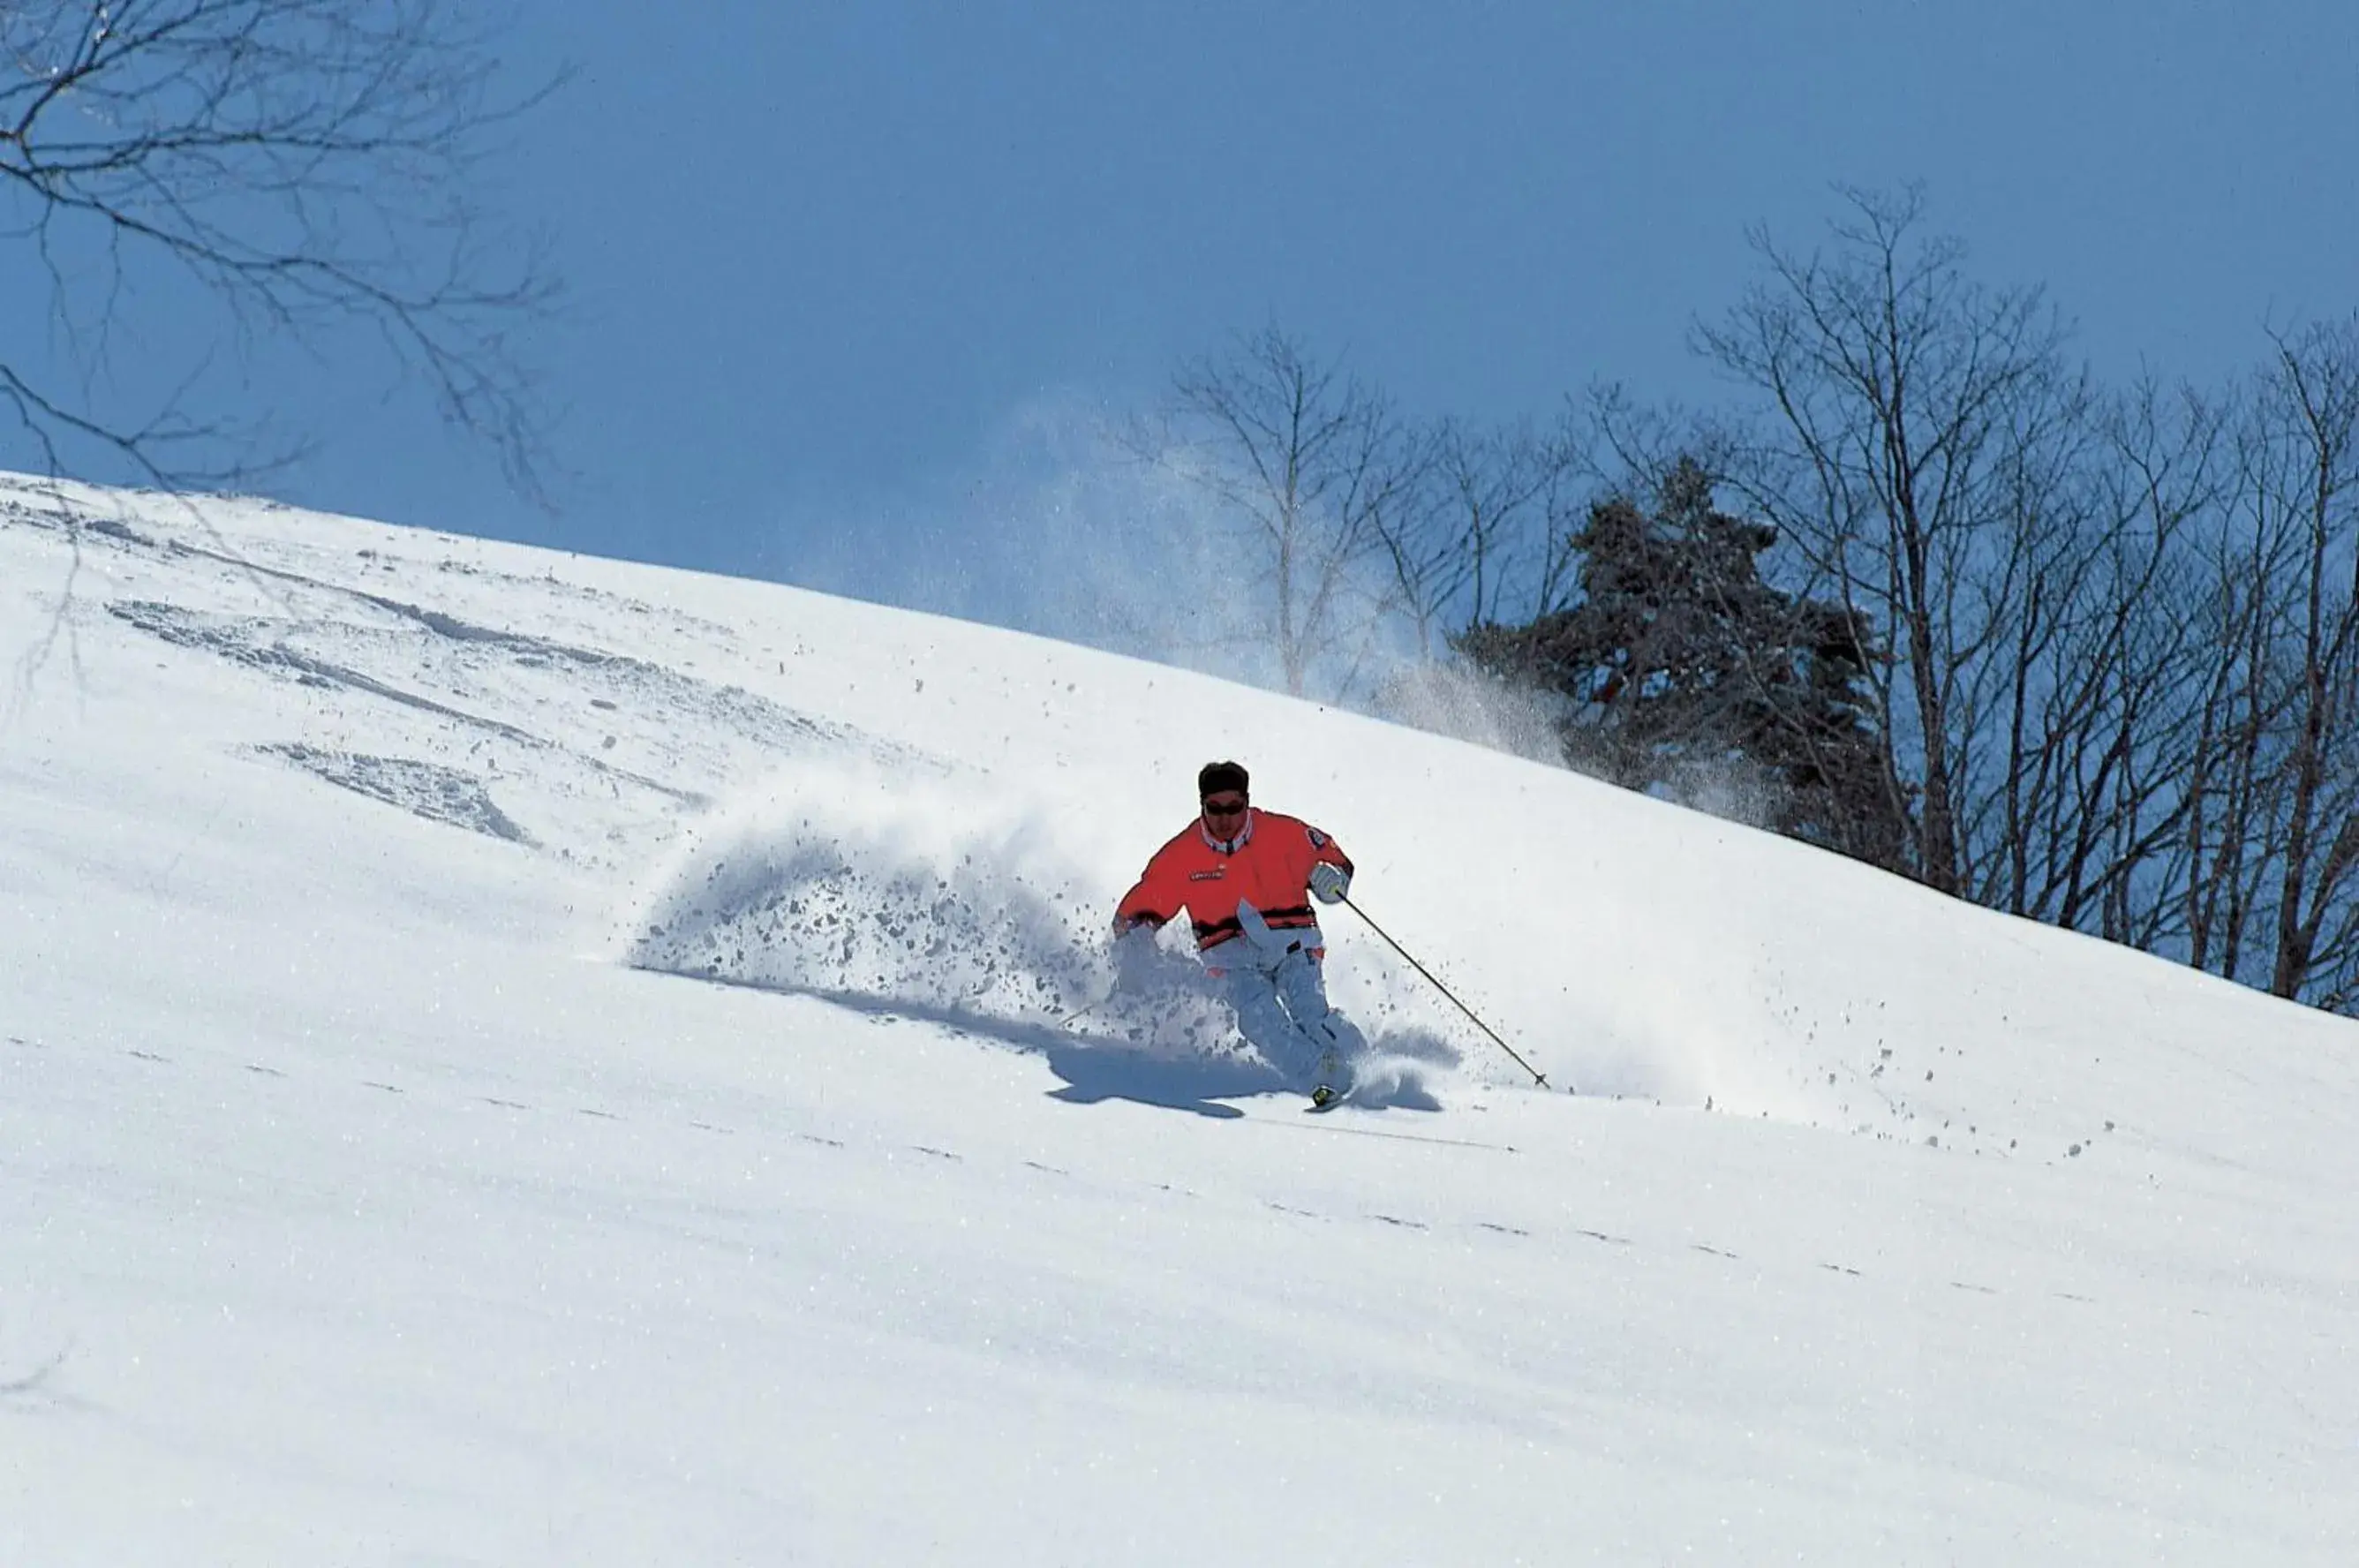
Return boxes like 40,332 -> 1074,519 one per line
1113,760 -> 1368,1105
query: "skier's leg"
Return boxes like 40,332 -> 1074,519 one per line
1273,945 -> 1367,1089
1225,959 -> 1323,1084
1271,944 -> 1360,1045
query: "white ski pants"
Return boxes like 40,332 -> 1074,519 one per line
1219,939 -> 1366,1085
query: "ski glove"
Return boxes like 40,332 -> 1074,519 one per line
1308,861 -> 1351,905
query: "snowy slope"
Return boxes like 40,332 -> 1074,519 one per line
2,473 -> 2354,1564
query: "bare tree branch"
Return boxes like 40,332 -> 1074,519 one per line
0,0 -> 559,494
1145,326 -> 1418,697
1697,183 -> 2081,894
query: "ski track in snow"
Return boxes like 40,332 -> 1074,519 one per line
15,1024 -> 2188,1310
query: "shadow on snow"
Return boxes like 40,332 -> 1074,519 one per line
639,964 -> 1443,1120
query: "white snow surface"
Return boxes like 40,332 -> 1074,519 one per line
3,474 -> 2354,1564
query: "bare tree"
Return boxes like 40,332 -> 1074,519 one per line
2016,321 -> 2359,1013
1368,413 -> 1587,658
1152,326 -> 1417,697
0,0 -> 557,490
2182,390 -> 2305,985
2240,320 -> 2359,1002
1698,184 -> 2083,894
1977,381 -> 2225,942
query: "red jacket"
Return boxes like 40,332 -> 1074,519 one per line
1116,809 -> 1353,954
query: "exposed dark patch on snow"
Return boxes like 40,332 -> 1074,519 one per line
82,516 -> 146,544
0,482 -> 169,549
0,494 -> 64,534
258,743 -> 533,845
0,490 -> 94,535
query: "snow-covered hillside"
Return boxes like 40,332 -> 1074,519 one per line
4,474 -> 2354,1564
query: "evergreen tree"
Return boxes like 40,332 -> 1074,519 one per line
1456,459 -> 1909,871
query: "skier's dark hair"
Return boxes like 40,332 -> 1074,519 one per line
1198,760 -> 1249,800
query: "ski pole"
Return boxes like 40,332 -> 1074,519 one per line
1340,893 -> 1558,1090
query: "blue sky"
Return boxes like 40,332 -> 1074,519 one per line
16,1 -> 2359,617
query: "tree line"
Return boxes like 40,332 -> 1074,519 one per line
1141,185 -> 2359,1017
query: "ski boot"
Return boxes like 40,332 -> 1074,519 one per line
1308,1049 -> 1351,1111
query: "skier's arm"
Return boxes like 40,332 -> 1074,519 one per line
1113,844 -> 1185,935
1305,824 -> 1353,904
1307,825 -> 1353,878
1113,889 -> 1166,936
